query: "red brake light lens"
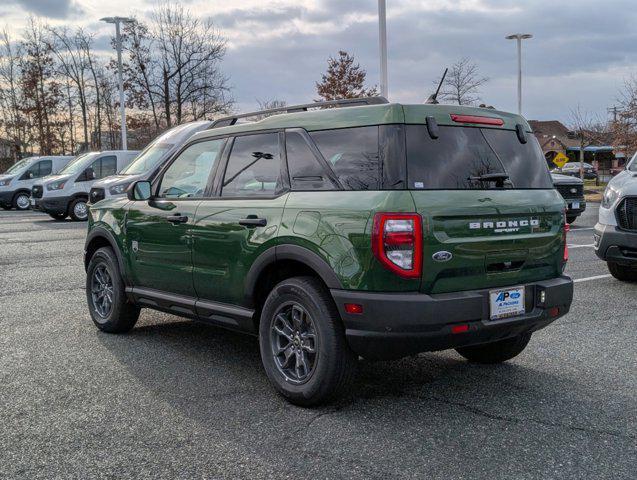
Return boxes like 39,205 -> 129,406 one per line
372,213 -> 423,279
450,114 -> 504,126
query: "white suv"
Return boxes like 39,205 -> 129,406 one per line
0,156 -> 73,210
595,152 -> 637,280
31,150 -> 139,221
88,121 -> 212,205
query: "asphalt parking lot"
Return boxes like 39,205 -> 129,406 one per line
1,204 -> 635,480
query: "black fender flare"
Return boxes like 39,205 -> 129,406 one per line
244,244 -> 343,304
84,226 -> 130,285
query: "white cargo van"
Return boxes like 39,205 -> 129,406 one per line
31,150 -> 139,221
0,156 -> 73,210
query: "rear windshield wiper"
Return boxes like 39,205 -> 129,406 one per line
468,173 -> 510,187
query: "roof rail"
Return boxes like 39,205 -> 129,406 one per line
209,96 -> 389,129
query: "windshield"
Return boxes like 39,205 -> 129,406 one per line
121,122 -> 208,175
406,125 -> 553,189
121,143 -> 173,175
59,153 -> 96,175
628,153 -> 637,172
5,158 -> 32,174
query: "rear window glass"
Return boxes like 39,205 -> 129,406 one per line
310,126 -> 379,190
406,125 -> 552,189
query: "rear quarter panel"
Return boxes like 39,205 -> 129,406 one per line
280,191 -> 420,291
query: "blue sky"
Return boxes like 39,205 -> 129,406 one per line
2,0 -> 636,124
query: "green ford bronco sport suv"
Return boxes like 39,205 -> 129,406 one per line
84,97 -> 573,405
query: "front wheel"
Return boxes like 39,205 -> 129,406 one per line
86,247 -> 140,333
456,333 -> 532,364
12,192 -> 31,210
259,277 -> 357,407
607,261 -> 637,282
69,198 -> 88,221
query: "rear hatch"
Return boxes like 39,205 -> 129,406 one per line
404,115 -> 565,294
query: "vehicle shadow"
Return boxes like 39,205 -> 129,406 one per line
96,314 -> 633,476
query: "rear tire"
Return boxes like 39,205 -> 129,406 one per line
69,198 -> 88,221
607,261 -> 637,282
48,212 -> 67,221
12,192 -> 31,210
566,215 -> 578,224
259,276 -> 357,407
456,333 -> 532,364
86,247 -> 140,333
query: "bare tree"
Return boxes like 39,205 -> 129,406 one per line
316,51 -> 378,101
117,19 -> 163,131
0,30 -> 29,159
612,76 -> 637,159
436,57 -> 488,105
19,18 -> 61,155
48,26 -> 91,150
568,106 -> 609,182
152,1 -> 232,127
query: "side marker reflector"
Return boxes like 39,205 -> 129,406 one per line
344,303 -> 364,315
451,324 -> 470,334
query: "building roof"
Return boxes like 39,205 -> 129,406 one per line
528,120 -> 570,137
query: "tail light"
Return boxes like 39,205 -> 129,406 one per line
372,213 -> 422,278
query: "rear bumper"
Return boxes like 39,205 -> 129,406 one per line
33,195 -> 71,215
594,223 -> 637,265
331,276 -> 573,359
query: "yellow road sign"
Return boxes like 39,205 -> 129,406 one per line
552,152 -> 569,168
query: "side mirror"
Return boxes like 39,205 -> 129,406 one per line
128,180 -> 152,201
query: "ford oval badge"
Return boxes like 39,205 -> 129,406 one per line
432,251 -> 453,262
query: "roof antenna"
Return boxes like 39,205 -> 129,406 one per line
426,68 -> 448,104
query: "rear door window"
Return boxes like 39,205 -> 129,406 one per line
309,126 -> 379,190
406,125 -> 552,189
221,133 -> 283,197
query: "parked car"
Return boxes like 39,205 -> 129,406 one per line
88,121 -> 213,205
551,173 -> 586,224
552,161 -> 597,179
595,151 -> 637,280
0,156 -> 73,210
31,150 -> 139,221
84,98 -> 573,405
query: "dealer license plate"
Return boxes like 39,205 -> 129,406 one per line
489,286 -> 525,320
570,201 -> 580,210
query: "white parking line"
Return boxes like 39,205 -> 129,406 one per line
567,244 -> 595,248
569,227 -> 594,231
573,274 -> 612,283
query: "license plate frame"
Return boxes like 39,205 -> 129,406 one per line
489,286 -> 525,320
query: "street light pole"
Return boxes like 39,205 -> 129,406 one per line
101,16 -> 135,150
505,33 -> 533,115
378,0 -> 388,98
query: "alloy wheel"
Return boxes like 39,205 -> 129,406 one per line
270,302 -> 318,384
74,201 -> 88,220
16,194 -> 30,210
91,264 -> 114,318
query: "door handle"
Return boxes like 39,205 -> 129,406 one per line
239,216 -> 267,227
166,214 -> 188,224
